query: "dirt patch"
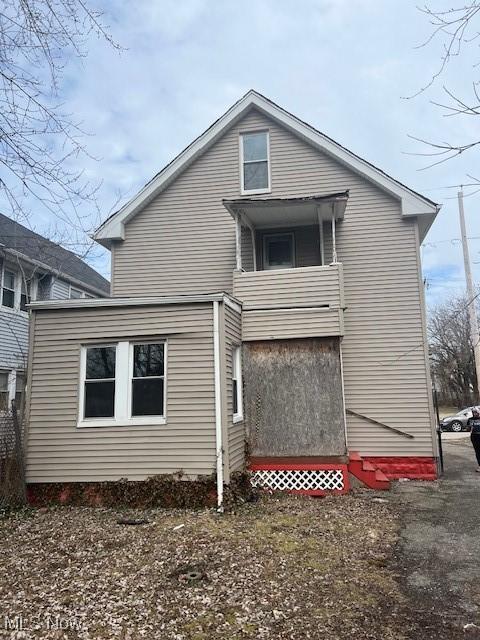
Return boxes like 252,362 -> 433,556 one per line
0,491 -> 429,639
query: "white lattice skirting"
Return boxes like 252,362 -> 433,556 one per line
250,468 -> 346,493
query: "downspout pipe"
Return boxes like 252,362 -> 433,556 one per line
212,300 -> 224,511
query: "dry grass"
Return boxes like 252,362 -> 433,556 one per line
0,492 -> 422,639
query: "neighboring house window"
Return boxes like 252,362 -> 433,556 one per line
0,372 -> 9,411
232,346 -> 243,422
240,131 -> 270,193
79,341 -> 167,427
263,233 -> 295,270
83,345 -> 116,418
15,373 -> 25,411
20,279 -> 29,311
2,270 -> 15,308
131,343 -> 165,417
70,287 -> 83,299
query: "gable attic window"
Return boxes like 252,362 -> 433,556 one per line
240,131 -> 270,194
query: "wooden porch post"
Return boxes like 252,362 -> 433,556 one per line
331,206 -> 338,264
235,213 -> 242,271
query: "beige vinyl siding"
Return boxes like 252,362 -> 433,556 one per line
222,304 -> 244,473
112,107 -> 435,458
26,302 -> 218,482
233,264 -> 343,310
242,308 -> 343,341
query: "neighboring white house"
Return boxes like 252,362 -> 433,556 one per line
0,213 -> 110,411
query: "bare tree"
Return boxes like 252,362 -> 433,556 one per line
408,2 -> 480,167
429,292 -> 479,407
0,0 -> 119,244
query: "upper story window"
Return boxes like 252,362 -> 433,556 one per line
1,266 -> 36,312
2,270 -> 16,308
240,131 -> 270,194
70,287 -> 83,299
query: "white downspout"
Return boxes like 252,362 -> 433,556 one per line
213,300 -> 224,511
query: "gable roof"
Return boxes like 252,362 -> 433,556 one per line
0,213 -> 110,295
94,90 -> 440,247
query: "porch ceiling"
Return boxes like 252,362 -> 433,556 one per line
223,191 -> 349,228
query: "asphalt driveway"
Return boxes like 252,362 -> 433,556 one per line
391,435 -> 480,638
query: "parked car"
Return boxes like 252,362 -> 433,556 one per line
439,408 -> 474,432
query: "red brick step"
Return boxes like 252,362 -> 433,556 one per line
348,451 -> 391,491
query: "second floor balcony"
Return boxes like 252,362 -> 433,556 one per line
224,192 -> 348,341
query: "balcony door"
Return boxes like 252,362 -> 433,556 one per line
263,232 -> 295,270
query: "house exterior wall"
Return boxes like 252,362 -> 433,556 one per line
222,303 -> 244,474
110,107 -> 435,459
26,299 -> 243,484
0,309 -> 28,371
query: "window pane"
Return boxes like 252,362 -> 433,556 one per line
133,344 -> 164,378
20,294 -> 27,312
244,161 -> 268,191
2,289 -> 14,308
86,347 -> 116,380
16,374 -> 25,392
267,236 -> 293,267
84,381 -> 115,418
233,379 -> 238,415
4,271 -> 15,290
0,373 -> 8,392
70,288 -> 82,299
0,392 -> 9,412
132,378 -> 164,416
243,132 -> 267,162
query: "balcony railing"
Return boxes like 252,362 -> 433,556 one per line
233,263 -> 344,341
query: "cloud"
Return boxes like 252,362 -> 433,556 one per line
2,0 -> 479,297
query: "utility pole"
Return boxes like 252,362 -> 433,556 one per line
458,189 -> 480,401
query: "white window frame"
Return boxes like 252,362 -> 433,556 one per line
232,345 -> 243,423
77,341 -> 167,428
240,130 -> 271,195
1,265 -> 35,314
127,341 -> 167,424
262,232 -> 295,270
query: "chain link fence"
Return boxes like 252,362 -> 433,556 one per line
0,402 -> 26,509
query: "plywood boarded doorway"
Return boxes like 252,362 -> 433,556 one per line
244,338 -> 346,458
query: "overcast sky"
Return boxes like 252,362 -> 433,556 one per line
28,0 -> 480,306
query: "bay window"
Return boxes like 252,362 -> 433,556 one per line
79,340 -> 166,427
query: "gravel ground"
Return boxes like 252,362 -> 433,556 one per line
0,491 -> 425,640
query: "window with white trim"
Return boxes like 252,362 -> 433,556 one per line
84,345 -> 116,418
232,346 -> 243,422
79,341 -> 166,426
240,131 -> 270,193
2,270 -> 15,308
0,371 -> 9,412
70,287 -> 83,299
131,343 -> 165,417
